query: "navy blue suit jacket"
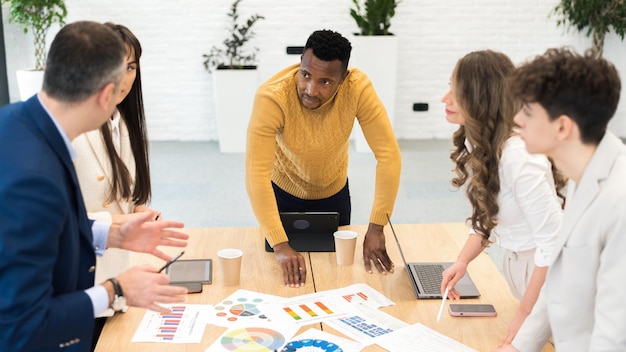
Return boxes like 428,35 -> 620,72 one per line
0,96 -> 98,351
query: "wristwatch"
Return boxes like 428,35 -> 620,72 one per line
106,277 -> 128,313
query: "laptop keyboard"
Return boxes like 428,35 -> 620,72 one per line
413,264 -> 445,294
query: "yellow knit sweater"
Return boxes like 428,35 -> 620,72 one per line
246,63 -> 401,247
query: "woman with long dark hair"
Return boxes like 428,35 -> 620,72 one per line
73,23 -> 154,285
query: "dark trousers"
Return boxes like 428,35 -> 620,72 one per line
272,180 -> 351,226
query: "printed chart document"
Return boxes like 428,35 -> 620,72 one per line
205,289 -> 285,328
324,302 -> 408,346
280,328 -> 364,352
374,323 -> 478,352
131,304 -> 212,343
321,283 -> 395,309
205,321 -> 298,352
262,292 -> 347,326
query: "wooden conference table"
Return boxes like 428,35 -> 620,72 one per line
95,223 -> 554,351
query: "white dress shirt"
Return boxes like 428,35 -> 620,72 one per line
470,135 -> 562,267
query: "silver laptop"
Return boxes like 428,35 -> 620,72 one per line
387,216 -> 481,299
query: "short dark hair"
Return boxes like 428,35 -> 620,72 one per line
509,47 -> 621,144
43,21 -> 126,103
304,29 -> 352,72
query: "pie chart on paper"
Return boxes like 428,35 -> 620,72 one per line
221,327 -> 285,351
230,303 -> 261,317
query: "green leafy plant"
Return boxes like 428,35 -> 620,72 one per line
552,0 -> 626,58
350,0 -> 398,35
1,0 -> 68,70
202,0 -> 265,73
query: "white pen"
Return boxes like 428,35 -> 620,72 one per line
436,286 -> 450,322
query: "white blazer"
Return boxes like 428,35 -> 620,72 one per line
73,114 -> 136,285
513,132 -> 626,351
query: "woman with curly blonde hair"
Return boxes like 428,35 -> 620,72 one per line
439,50 -> 565,345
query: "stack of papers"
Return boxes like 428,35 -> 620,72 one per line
130,284 -> 477,351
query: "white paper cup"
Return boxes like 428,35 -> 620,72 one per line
334,230 -> 358,265
217,248 -> 243,286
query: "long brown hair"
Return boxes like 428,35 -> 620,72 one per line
100,22 -> 151,206
450,50 -> 566,245
450,50 -> 519,245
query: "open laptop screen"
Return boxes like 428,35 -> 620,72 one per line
386,215 -> 480,299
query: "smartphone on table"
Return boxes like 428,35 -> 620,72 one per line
449,304 -> 497,317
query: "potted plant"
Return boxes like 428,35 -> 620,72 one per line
348,0 -> 400,152
202,0 -> 264,153
552,0 -> 626,58
350,0 -> 398,35
1,0 -> 67,100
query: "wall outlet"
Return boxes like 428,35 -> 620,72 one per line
413,103 -> 429,111
286,46 -> 304,55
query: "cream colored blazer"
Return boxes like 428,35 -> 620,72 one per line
513,132 -> 626,351
73,114 -> 136,285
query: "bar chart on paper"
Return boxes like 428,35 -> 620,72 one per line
264,295 -> 345,325
284,301 -> 333,321
159,307 -> 185,341
324,283 -> 395,308
132,304 -> 212,343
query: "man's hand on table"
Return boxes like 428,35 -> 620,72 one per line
273,242 -> 306,288
363,223 -> 394,274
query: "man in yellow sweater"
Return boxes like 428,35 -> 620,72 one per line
246,29 -> 402,287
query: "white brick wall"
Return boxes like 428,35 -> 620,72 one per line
3,0 -> 626,140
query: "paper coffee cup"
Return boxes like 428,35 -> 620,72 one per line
334,230 -> 358,265
217,248 -> 243,286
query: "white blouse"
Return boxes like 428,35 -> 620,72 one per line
470,135 -> 563,267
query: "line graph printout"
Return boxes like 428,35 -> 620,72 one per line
262,293 -> 347,326
131,304 -> 212,343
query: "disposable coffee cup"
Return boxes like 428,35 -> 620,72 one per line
217,248 -> 243,286
334,230 -> 358,265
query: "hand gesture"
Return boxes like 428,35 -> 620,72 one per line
108,211 -> 188,261
116,265 -> 187,314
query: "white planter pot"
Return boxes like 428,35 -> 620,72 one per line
16,69 -> 44,101
349,36 -> 398,153
213,69 -> 259,153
